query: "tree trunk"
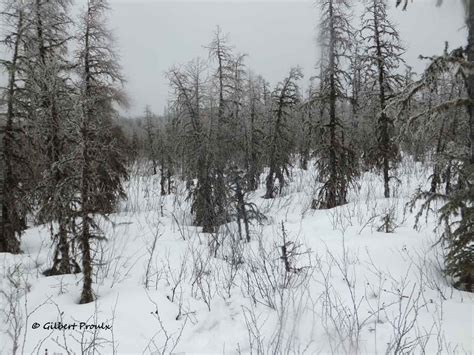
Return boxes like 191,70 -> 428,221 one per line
265,101 -> 284,199
167,156 -> 172,194
373,2 -> 391,198
328,0 -> 338,208
430,118 -> 447,193
467,0 -> 474,165
79,217 -> 94,304
264,167 -> 275,199
57,219 -> 71,273
160,161 -> 166,196
79,5 -> 94,304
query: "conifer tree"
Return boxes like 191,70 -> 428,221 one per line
143,105 -> 159,175
206,26 -> 236,226
75,0 -> 128,303
312,0 -> 358,209
167,59 -> 217,232
21,0 -> 78,275
398,0 -> 473,292
0,0 -> 28,253
264,67 -> 302,199
243,73 -> 267,191
360,0 -> 405,198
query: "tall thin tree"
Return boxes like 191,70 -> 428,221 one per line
75,0 -> 128,303
312,0 -> 358,209
361,0 -> 405,198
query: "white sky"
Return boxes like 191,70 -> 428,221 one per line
95,0 -> 467,117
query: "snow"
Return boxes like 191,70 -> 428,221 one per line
1,158 -> 473,354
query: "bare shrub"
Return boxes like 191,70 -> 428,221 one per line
144,294 -> 188,355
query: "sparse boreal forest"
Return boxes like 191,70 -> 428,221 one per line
0,0 -> 472,353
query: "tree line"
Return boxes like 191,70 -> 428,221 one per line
129,0 -> 472,291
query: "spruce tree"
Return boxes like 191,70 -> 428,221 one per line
0,0 -> 28,254
75,0 -> 128,303
312,0 -> 358,209
22,0 -> 78,274
264,67 -> 302,199
143,105 -> 159,175
360,0 -> 405,198
398,0 -> 473,292
243,73 -> 267,191
167,59 -> 217,232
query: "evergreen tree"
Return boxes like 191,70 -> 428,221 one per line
22,0 -> 78,275
360,0 -> 405,198
143,105 -> 159,175
206,26 -> 237,227
0,0 -> 29,253
167,59 -> 217,232
398,0 -> 473,292
312,0 -> 359,209
243,73 -> 267,190
74,0 -> 128,303
264,67 -> 302,199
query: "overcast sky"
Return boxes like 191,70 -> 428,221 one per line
95,0 -> 467,117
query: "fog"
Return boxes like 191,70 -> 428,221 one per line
82,0 -> 467,116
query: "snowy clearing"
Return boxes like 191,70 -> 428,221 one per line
1,159 -> 472,354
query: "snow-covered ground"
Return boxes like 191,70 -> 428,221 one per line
1,159 -> 473,354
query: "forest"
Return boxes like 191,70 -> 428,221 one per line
0,0 -> 472,354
